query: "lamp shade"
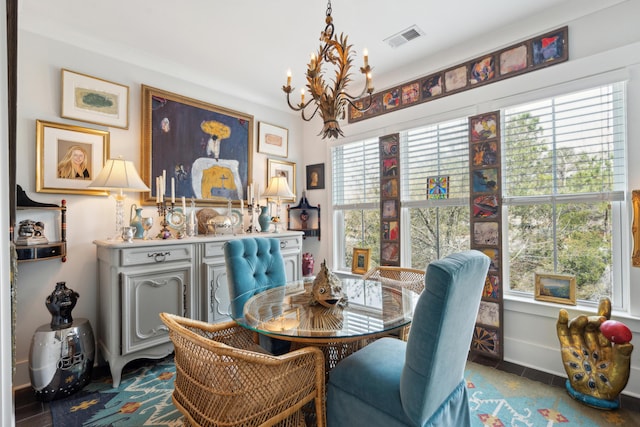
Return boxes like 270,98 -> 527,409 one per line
89,157 -> 150,192
262,176 -> 295,199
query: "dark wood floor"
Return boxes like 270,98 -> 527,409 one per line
15,354 -> 640,426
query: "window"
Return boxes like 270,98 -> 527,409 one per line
332,82 -> 626,307
401,118 -> 470,268
332,138 -> 380,271
503,83 -> 626,304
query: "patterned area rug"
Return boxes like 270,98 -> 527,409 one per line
50,357 -> 638,426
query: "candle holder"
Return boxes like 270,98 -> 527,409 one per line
156,201 -> 175,239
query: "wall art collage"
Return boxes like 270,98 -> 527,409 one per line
468,111 -> 504,360
379,133 -> 401,266
349,26 -> 568,124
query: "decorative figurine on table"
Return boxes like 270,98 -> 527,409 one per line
16,219 -> 48,245
310,260 -> 347,308
557,298 -> 633,409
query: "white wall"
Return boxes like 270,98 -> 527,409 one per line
303,0 -> 640,397
12,31 -> 305,389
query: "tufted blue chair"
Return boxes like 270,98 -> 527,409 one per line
327,250 -> 490,427
224,237 -> 290,355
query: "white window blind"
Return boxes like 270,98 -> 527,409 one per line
332,137 -> 380,208
401,118 -> 469,206
503,82 -> 625,202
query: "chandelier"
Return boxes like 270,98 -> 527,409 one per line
283,0 -> 374,139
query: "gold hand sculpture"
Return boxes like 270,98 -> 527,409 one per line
556,298 -> 633,406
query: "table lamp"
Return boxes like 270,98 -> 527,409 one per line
89,156 -> 150,239
261,176 -> 295,233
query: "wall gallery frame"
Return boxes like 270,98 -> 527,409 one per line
61,69 -> 129,129
306,163 -> 325,190
141,85 -> 253,205
534,273 -> 576,305
36,120 -> 109,195
258,122 -> 288,158
352,248 -> 371,275
267,158 -> 296,201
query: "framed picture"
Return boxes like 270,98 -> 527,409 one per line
36,120 -> 109,195
469,55 -> 496,85
306,163 -> 325,190
61,69 -> 129,129
427,176 -> 449,199
141,85 -> 253,205
352,248 -> 371,275
534,273 -> 576,305
258,122 -> 288,157
530,26 -> 568,68
498,44 -> 529,77
267,158 -> 296,201
632,190 -> 640,266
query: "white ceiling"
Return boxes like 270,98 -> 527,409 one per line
18,0 -> 623,111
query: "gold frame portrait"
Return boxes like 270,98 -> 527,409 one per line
36,120 -> 109,196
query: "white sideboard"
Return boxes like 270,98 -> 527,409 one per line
94,231 -> 303,387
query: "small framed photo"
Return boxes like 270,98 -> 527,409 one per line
258,122 -> 288,157
61,69 -> 129,129
352,248 -> 371,275
534,273 -> 576,305
36,120 -> 110,195
306,163 -> 325,190
267,158 -> 296,201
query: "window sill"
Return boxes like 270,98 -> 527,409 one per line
504,294 -> 640,332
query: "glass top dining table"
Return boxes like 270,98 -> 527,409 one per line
231,278 -> 421,345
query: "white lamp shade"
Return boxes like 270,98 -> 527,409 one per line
262,176 -> 295,199
89,158 -> 150,192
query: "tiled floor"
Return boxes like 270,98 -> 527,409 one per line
15,355 -> 640,426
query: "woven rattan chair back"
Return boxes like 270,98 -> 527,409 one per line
160,313 -> 326,427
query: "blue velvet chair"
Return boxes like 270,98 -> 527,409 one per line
327,250 -> 490,427
224,237 -> 290,355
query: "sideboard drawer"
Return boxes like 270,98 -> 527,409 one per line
120,244 -> 192,266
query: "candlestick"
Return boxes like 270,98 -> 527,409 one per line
171,178 -> 175,203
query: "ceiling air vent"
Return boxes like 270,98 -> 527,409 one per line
384,25 -> 425,48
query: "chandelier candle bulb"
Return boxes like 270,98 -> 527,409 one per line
171,178 -> 175,203
287,70 -> 292,87
363,48 -> 369,67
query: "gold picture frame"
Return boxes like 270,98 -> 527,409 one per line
534,273 -> 576,305
352,248 -> 371,275
61,69 -> 129,129
141,85 -> 253,206
36,120 -> 109,195
632,190 -> 640,267
267,158 -> 296,201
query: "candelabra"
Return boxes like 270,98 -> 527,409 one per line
156,201 -> 176,239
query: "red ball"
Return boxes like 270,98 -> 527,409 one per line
600,320 -> 632,344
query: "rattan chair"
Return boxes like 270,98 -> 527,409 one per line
362,266 -> 426,340
160,313 -> 326,427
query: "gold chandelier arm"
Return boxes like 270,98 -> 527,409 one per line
345,92 -> 373,112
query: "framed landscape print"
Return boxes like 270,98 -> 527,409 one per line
534,273 -> 576,305
141,85 -> 253,206
258,122 -> 288,157
61,69 -> 129,129
36,120 -> 109,195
